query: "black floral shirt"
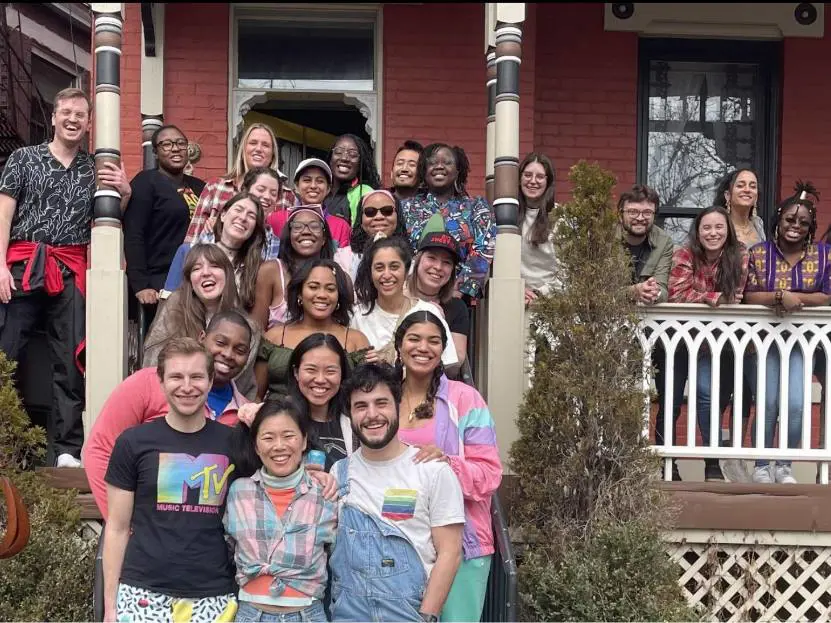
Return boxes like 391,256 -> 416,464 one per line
0,142 -> 95,246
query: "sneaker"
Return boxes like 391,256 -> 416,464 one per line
774,465 -> 797,484
704,460 -> 724,482
56,453 -> 82,468
752,465 -> 774,483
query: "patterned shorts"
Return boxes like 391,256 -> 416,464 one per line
116,583 -> 238,622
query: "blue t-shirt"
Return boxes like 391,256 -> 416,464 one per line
206,384 -> 234,419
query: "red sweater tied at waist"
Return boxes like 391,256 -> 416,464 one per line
6,241 -> 88,297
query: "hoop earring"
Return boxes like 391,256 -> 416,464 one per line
297,297 -> 303,307
453,179 -> 462,194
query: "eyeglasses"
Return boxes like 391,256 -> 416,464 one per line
157,139 -> 188,152
623,208 -> 656,219
364,206 -> 395,218
332,148 -> 359,159
289,221 -> 323,234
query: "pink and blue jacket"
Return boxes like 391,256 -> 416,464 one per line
432,375 -> 503,560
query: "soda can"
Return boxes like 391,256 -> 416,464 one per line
306,449 -> 327,468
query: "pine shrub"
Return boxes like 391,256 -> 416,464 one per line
510,161 -> 697,621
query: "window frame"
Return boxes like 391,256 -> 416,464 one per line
636,37 -> 782,228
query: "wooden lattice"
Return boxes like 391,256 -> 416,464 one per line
668,537 -> 831,622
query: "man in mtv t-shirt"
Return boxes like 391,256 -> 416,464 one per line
330,363 -> 465,623
102,338 -> 238,623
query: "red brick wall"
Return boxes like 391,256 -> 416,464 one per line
533,3 -> 638,205
780,10 -> 831,236
119,3 -> 142,178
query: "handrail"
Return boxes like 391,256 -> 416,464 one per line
482,492 -> 518,622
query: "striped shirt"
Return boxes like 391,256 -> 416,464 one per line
746,240 -> 831,294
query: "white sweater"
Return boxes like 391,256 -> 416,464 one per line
520,207 -> 561,295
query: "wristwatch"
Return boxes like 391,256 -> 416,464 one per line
419,613 -> 439,622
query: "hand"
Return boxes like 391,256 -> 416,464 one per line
631,281 -> 658,305
524,288 -> 539,306
307,466 -> 339,501
0,264 -> 15,304
205,214 -> 218,233
364,348 -> 380,364
413,444 -> 449,464
238,402 -> 263,427
97,161 -> 131,198
135,289 -> 159,305
780,291 -> 803,314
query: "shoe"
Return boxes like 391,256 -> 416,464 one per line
774,465 -> 797,484
704,460 -> 724,482
672,464 -> 682,482
56,453 -> 82,468
752,465 -> 774,483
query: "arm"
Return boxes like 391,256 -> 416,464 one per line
347,328 -> 371,352
161,243 -> 189,296
797,292 -> 831,306
0,194 -> 17,303
653,236 -> 675,303
184,181 -> 218,244
254,361 -> 269,402
419,523 -> 463,617
457,197 -> 497,299
447,388 -> 503,501
97,162 -> 132,213
252,261 -> 281,331
103,486 -> 134,622
667,249 -> 720,305
122,173 -> 156,296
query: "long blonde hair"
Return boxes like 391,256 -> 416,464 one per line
228,123 -> 279,183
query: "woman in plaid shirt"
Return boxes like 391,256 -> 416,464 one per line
224,397 -> 337,622
669,205 -> 749,482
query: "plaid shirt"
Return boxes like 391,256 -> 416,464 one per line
746,240 -> 831,294
401,192 -> 496,298
185,176 -> 295,243
668,246 -> 749,305
223,468 -> 337,600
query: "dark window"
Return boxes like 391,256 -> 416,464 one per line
237,20 -> 374,89
637,39 -> 781,245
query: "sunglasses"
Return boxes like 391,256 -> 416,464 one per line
364,206 -> 395,218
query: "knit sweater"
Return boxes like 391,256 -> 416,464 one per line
520,207 -> 561,295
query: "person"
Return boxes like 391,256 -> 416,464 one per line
287,333 -> 357,464
669,205 -> 749,482
0,87 -> 130,468
714,168 -> 766,248
83,309 -> 258,518
123,124 -> 205,331
185,123 -> 293,243
518,152 -> 561,304
390,140 -> 423,202
144,244 -> 240,368
275,204 -> 352,279
329,362 -> 465,622
347,189 -> 408,280
324,133 -> 381,225
393,309 -> 502,622
223,397 -> 337,623
268,158 -> 352,251
102,338 -> 239,622
744,182 -> 831,484
255,258 -> 370,399
401,143 -> 496,303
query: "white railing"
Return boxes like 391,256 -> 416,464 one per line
640,304 -> 831,483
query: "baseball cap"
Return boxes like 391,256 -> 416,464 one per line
286,204 -> 326,223
294,158 -> 333,185
418,231 -> 460,262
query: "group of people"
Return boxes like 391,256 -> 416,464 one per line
621,173 -> 831,485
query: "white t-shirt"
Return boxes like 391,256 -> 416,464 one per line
339,444 -> 465,577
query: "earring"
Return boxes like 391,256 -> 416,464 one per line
336,301 -> 340,310
726,199 -> 732,213
297,297 -> 303,307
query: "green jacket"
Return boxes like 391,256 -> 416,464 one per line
633,225 -> 674,303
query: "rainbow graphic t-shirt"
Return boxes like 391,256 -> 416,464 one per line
381,488 -> 418,521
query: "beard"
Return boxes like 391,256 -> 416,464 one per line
621,219 -> 649,238
353,413 -> 400,450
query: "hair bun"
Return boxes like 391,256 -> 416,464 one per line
373,231 -> 388,243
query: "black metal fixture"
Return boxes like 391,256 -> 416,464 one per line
795,3 -> 818,26
611,3 -> 635,20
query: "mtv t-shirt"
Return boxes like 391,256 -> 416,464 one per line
105,417 -> 237,598
336,445 -> 465,577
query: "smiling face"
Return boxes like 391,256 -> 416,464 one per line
392,149 -> 420,189
244,128 -> 274,170
155,127 -> 188,174
52,96 -> 91,146
247,173 -> 280,214
289,212 -> 325,257
777,204 -> 812,248
161,353 -> 212,417
698,211 -> 729,256
296,166 -> 331,205
331,137 -> 360,182
300,266 -> 339,321
201,320 -> 250,385
371,247 -> 407,300
361,194 -> 398,238
255,412 -> 307,477
399,321 -> 444,378
425,147 -> 459,194
520,161 -> 548,202
619,199 -> 656,239
416,249 -> 454,296
189,256 -> 227,303
294,345 -> 342,413
220,197 -> 259,247
726,170 -> 758,211
349,383 -> 399,450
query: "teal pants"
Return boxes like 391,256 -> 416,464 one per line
441,555 -> 493,622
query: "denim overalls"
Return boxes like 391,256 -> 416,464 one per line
329,459 -> 427,622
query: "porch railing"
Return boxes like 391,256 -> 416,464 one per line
639,303 -> 831,482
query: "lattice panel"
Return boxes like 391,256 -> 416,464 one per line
669,540 -> 831,621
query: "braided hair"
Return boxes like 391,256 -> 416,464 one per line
393,309 -> 448,420
773,180 -> 819,247
326,133 -> 381,190
417,143 -> 471,198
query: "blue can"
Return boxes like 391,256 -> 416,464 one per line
306,450 -> 327,468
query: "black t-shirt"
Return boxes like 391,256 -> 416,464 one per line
309,417 -> 356,465
626,240 -> 651,283
442,298 -> 471,337
105,417 -> 236,598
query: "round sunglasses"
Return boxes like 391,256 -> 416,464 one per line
363,205 -> 395,218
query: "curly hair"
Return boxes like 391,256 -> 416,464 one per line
277,211 -> 336,276
354,235 -> 413,313
417,143 -> 471,198
393,309 -> 448,420
774,180 -> 819,247
713,168 -> 760,218
326,133 -> 381,190
285,258 -> 354,326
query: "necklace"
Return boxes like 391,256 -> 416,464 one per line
403,387 -> 427,423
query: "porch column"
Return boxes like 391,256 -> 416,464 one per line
141,2 -> 164,170
486,3 -> 525,465
485,5 -> 497,206
86,3 -> 127,435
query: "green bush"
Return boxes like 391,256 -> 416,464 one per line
509,162 -> 697,621
0,352 -> 95,622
